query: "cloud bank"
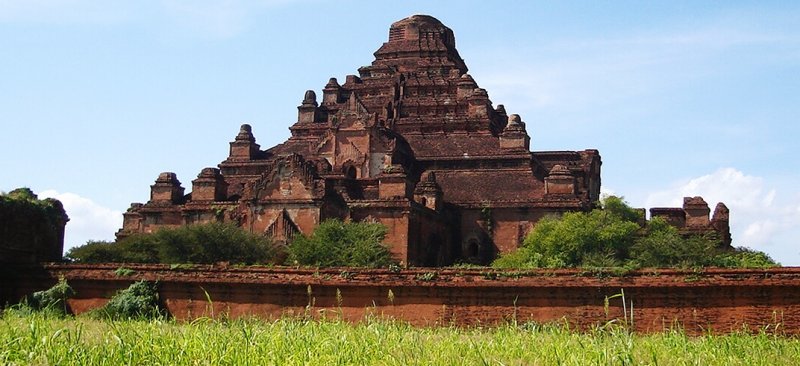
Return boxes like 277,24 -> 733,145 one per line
39,190 -> 122,253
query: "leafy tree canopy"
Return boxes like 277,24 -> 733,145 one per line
66,222 -> 278,265
493,196 -> 777,269
287,219 -> 396,268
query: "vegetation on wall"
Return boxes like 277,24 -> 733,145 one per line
25,278 -> 75,316
493,196 -> 777,269
66,222 -> 278,265
67,219 -> 394,268
286,219 -> 396,268
0,187 -> 68,262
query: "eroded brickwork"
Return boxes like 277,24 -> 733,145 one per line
9,264 -> 800,335
650,197 -> 732,246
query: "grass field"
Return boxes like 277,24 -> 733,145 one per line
1,311 -> 799,365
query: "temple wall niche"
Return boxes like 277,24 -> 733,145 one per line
407,209 -> 452,267
333,134 -> 371,178
457,209 -> 494,264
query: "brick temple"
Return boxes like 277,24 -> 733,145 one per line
117,15 -> 730,266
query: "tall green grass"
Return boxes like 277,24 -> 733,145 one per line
1,312 -> 799,365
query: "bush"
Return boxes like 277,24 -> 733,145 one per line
66,222 -> 279,265
629,217 -> 719,268
493,196 -> 775,269
494,197 -> 641,269
91,281 -> 163,320
287,219 -> 396,268
64,240 -> 121,263
710,247 -> 778,268
25,278 -> 74,315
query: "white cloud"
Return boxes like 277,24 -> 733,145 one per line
39,190 -> 122,253
600,187 -> 617,200
644,168 -> 800,264
645,168 -> 772,209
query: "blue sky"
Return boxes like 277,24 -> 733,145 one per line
2,1 -> 798,264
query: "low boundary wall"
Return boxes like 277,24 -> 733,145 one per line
5,264 -> 800,334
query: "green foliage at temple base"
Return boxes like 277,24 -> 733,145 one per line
494,196 -> 777,269
287,219 -> 396,268
66,222 -> 278,265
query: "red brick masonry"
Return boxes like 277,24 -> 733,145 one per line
7,264 -> 800,334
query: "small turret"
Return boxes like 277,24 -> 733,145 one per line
467,88 -> 490,118
228,124 -> 261,160
495,104 -> 508,118
544,165 -> 576,195
298,90 -> 319,123
457,73 -> 477,98
191,167 -> 228,202
500,114 -> 530,151
711,202 -> 732,247
150,172 -> 185,204
322,78 -> 341,105
414,171 -> 443,211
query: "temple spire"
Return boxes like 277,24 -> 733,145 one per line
372,14 -> 467,74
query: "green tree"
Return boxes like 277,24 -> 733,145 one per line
494,197 -> 641,269
66,222 -> 278,265
493,196 -> 777,269
710,247 -> 778,268
64,240 -> 123,263
629,217 -> 718,268
287,219 -> 396,268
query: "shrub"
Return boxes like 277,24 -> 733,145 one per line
710,247 -> 778,268
91,281 -> 163,320
25,277 -> 75,315
493,196 -> 775,270
629,218 -> 719,268
64,240 -> 121,263
66,222 -> 279,265
602,195 -> 643,223
287,219 -> 396,268
494,197 -> 641,269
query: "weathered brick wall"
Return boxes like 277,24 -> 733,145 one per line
0,189 -> 68,263
6,264 -> 800,334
